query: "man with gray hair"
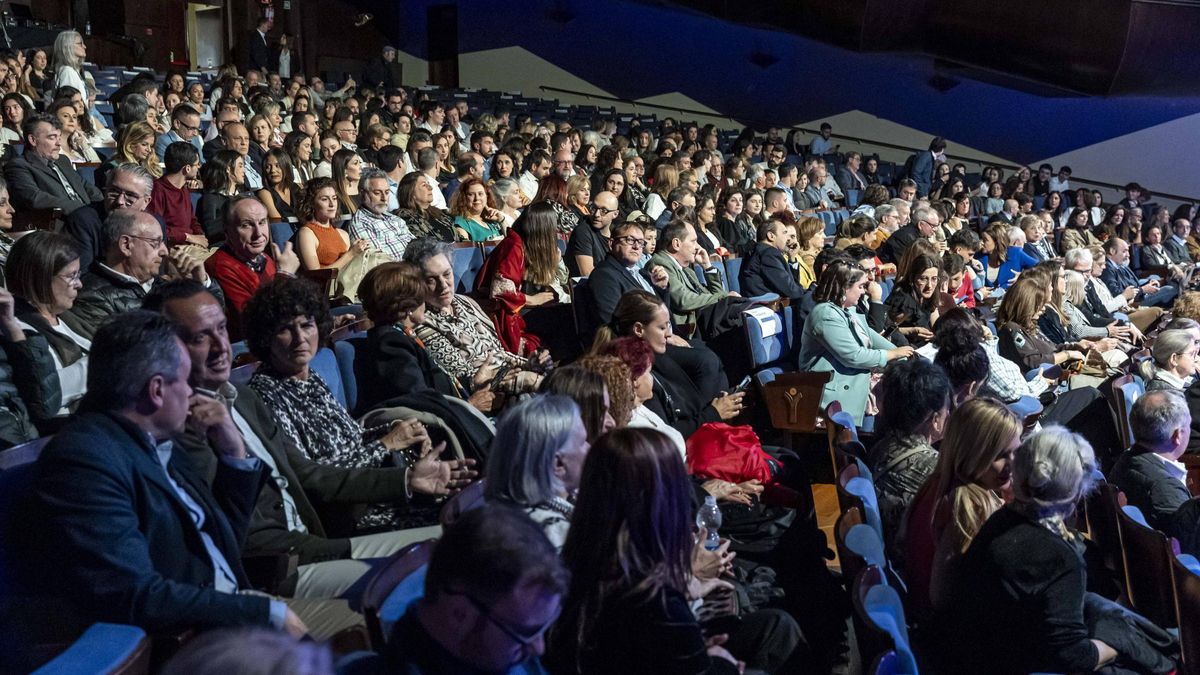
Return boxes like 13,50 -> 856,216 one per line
6,114 -> 103,214
1111,390 -> 1200,555
349,169 -> 415,260
66,209 -> 219,339
879,203 -> 939,264
62,162 -> 159,271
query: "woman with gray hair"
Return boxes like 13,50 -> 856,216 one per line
1139,328 -> 1199,392
491,177 -> 523,230
403,238 -> 551,413
939,426 -> 1121,673
484,394 -> 589,551
50,30 -> 87,99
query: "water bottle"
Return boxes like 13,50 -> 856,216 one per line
696,495 -> 722,551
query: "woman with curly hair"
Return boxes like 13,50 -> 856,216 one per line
448,177 -> 504,242
244,276 -> 474,530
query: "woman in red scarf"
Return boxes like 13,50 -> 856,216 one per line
474,201 -> 562,355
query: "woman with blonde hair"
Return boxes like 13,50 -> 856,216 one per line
643,163 -> 678,220
939,426 -> 1140,674
794,216 -> 825,288
565,174 -> 592,220
102,122 -> 162,187
902,397 -> 1021,616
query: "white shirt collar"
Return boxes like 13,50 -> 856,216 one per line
1152,451 -> 1189,487
100,262 -> 154,293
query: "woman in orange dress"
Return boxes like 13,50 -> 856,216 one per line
296,177 -> 368,271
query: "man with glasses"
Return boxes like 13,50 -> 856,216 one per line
62,163 -> 161,272
203,107 -> 242,159
65,210 -> 219,339
155,105 -> 204,162
880,204 -> 940,265
349,169 -> 415,261
565,191 -> 618,277
5,114 -> 102,215
376,505 -> 567,673
588,220 -> 670,325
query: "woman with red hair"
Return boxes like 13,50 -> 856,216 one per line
448,177 -> 504,242
599,336 -> 687,457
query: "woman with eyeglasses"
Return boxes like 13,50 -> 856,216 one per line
798,260 -> 914,425
0,232 -> 89,431
884,253 -> 942,348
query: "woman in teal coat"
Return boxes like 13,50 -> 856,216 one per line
797,261 -> 915,424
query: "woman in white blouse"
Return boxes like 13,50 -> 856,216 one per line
0,232 -> 91,429
50,30 -> 88,98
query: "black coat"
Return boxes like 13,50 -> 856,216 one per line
940,506 -> 1098,674
175,385 -> 412,566
645,347 -> 722,439
740,242 -> 804,299
878,223 -> 921,265
358,324 -> 463,415
246,30 -> 271,74
30,411 -> 271,633
1110,446 -> 1200,556
588,254 -> 669,325
64,264 -> 226,340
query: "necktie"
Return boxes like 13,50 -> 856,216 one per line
50,161 -> 82,203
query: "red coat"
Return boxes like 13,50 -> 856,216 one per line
474,231 -> 541,355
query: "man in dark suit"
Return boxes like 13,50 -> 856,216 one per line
245,17 -> 272,74
5,115 -> 102,214
879,204 -> 939,265
740,221 -> 804,300
28,311 -> 322,638
149,282 -> 465,601
587,221 -> 729,398
908,136 -> 946,198
588,221 -> 670,325
1111,390 -> 1200,555
1101,237 -> 1176,308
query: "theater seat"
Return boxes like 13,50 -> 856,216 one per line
853,566 -> 918,675
333,334 -> 368,415
742,305 -> 792,387
724,257 -> 742,294
439,479 -> 486,527
451,244 -> 484,294
363,540 -> 435,650
309,347 -> 346,410
30,623 -> 149,675
269,221 -> 296,248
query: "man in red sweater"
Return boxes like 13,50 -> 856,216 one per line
148,142 -> 209,248
205,196 -> 300,339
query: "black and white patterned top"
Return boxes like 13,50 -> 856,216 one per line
248,366 -> 401,529
414,294 -> 526,381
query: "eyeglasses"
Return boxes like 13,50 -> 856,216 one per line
103,187 -> 144,204
56,270 -> 81,284
594,207 -> 616,216
179,123 -> 201,133
124,233 -> 165,248
449,590 -> 560,648
615,236 -> 647,249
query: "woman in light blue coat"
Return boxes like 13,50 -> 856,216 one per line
797,261 -> 915,424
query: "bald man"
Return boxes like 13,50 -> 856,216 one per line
566,191 -> 618,277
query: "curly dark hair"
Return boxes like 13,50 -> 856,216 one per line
241,276 -> 331,363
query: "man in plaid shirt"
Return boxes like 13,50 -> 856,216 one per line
349,168 -> 416,260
